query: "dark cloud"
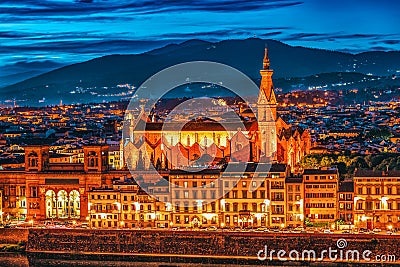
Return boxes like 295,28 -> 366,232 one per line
0,0 -> 304,20
370,46 -> 391,51
260,31 -> 283,37
282,32 -> 400,43
0,31 -> 37,38
382,40 -> 400,45
0,39 -> 173,55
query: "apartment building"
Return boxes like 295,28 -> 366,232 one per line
354,170 -> 400,230
286,175 -> 304,227
304,168 -> 339,225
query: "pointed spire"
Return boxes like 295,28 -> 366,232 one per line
263,47 -> 270,70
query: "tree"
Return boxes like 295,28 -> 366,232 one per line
320,156 -> 334,167
300,155 -> 320,169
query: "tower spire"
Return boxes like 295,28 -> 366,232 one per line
263,47 -> 270,70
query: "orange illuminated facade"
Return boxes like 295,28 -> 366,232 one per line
124,49 -> 311,173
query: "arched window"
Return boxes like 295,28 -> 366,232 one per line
57,190 -> 68,219
69,190 -> 80,218
45,190 -> 56,219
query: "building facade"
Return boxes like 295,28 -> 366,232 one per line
304,168 -> 339,225
286,175 -> 304,227
338,179 -> 354,225
354,170 -> 400,230
123,49 -> 311,173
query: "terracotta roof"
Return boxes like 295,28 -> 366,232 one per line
339,181 -> 354,192
303,168 -> 338,175
137,121 -> 256,132
354,170 -> 400,178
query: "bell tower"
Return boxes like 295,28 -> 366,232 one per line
24,145 -> 49,172
258,48 -> 277,161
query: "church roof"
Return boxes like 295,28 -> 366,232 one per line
135,120 -> 256,132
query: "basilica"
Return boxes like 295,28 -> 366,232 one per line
124,49 -> 311,172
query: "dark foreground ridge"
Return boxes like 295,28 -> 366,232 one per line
3,229 -> 394,266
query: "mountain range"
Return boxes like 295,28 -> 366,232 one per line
2,38 -> 400,105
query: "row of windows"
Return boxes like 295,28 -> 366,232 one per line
305,203 -> 335,209
305,184 -> 336,189
90,194 -> 118,200
338,193 -> 353,200
171,175 -> 218,179
2,200 -> 26,209
356,187 -> 400,195
174,181 -> 216,188
339,203 -> 353,210
356,202 -> 400,210
305,175 -> 336,181
91,214 -> 118,220
174,215 -> 217,224
305,193 -> 335,198
225,190 -> 266,199
121,214 -> 168,221
287,204 -> 301,212
356,179 -> 400,182
0,186 -> 26,196
174,190 -> 216,199
308,214 -> 335,219
287,185 -> 301,192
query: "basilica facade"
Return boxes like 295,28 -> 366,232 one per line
124,49 -> 311,171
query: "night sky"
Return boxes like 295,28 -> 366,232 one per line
1,0 -> 399,82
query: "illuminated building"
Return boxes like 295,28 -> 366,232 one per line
169,169 -> 221,228
0,144 -> 132,221
221,163 -> 288,228
87,188 -> 121,228
123,49 -> 311,173
338,179 -> 354,225
285,175 -> 304,227
354,170 -> 400,230
304,168 -> 339,225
